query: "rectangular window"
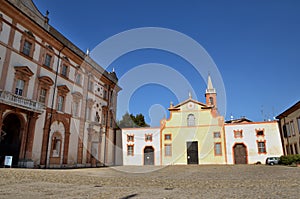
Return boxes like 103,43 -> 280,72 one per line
290,145 -> 294,155
72,101 -> 79,117
297,117 -> 300,134
290,121 -> 295,136
256,130 -> 264,136
104,90 -> 107,100
88,80 -> 93,91
165,144 -> 172,156
164,134 -> 171,140
257,141 -> 266,154
214,143 -> 222,156
39,88 -> 47,103
15,79 -> 25,96
86,107 -> 91,121
110,116 -> 113,127
75,74 -> 81,85
294,143 -> 298,154
127,145 -> 134,156
145,134 -> 152,142
234,130 -> 243,138
61,65 -> 68,77
44,54 -> 52,67
213,132 -> 221,138
127,135 -> 134,142
22,40 -> 32,56
57,96 -> 64,111
286,123 -> 291,137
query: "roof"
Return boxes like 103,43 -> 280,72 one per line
225,117 -> 253,124
276,101 -> 300,119
169,97 -> 211,111
5,0 -> 119,85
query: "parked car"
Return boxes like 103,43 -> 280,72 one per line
265,157 -> 280,165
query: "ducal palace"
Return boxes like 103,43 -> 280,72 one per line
0,0 -> 121,168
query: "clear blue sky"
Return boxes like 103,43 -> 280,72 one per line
33,0 -> 300,126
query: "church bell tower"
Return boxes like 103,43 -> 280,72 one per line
205,75 -> 217,108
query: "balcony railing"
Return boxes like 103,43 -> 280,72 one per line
0,90 -> 46,113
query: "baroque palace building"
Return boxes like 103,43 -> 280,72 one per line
0,0 -> 121,168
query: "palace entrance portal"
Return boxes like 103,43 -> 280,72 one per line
0,114 -> 22,166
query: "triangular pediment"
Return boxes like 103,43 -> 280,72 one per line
14,66 -> 34,77
173,98 -> 208,109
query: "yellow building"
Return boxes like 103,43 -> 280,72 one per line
160,76 -> 226,165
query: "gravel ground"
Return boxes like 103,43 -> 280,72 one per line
0,165 -> 299,199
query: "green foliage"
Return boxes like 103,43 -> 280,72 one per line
279,154 -> 300,165
117,112 -> 149,128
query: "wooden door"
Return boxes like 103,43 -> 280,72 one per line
234,144 -> 247,164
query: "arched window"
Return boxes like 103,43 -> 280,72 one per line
187,114 -> 195,126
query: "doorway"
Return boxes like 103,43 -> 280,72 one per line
233,144 -> 248,164
144,146 -> 154,165
0,114 -> 22,166
187,141 -> 199,164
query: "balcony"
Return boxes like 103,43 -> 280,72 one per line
0,90 -> 46,113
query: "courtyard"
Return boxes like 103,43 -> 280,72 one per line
0,165 -> 299,199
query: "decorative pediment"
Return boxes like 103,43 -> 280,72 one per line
57,85 -> 70,93
38,76 -> 54,86
173,98 -> 207,109
72,91 -> 83,99
14,66 -> 34,77
25,30 -> 35,38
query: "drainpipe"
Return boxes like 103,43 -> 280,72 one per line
44,45 -> 65,168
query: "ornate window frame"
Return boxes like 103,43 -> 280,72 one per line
56,85 -> 70,112
71,92 -> 83,118
43,45 -> 55,69
60,57 -> 70,79
13,66 -> 34,97
20,30 -> 35,58
37,76 -> 54,105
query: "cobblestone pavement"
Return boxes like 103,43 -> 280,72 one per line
0,165 -> 299,199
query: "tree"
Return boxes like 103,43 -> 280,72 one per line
118,112 -> 149,128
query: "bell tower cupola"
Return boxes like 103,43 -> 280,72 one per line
205,75 -> 217,107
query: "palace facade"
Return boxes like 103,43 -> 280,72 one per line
0,0 -> 120,168
276,101 -> 300,155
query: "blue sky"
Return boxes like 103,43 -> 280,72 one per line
33,0 -> 300,126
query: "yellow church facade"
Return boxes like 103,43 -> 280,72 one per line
160,76 -> 226,165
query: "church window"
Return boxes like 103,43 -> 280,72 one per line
187,114 -> 195,126
214,143 -> 222,156
164,134 -> 171,140
165,144 -> 172,156
213,132 -> 221,138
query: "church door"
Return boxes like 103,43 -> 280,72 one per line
187,141 -> 199,164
